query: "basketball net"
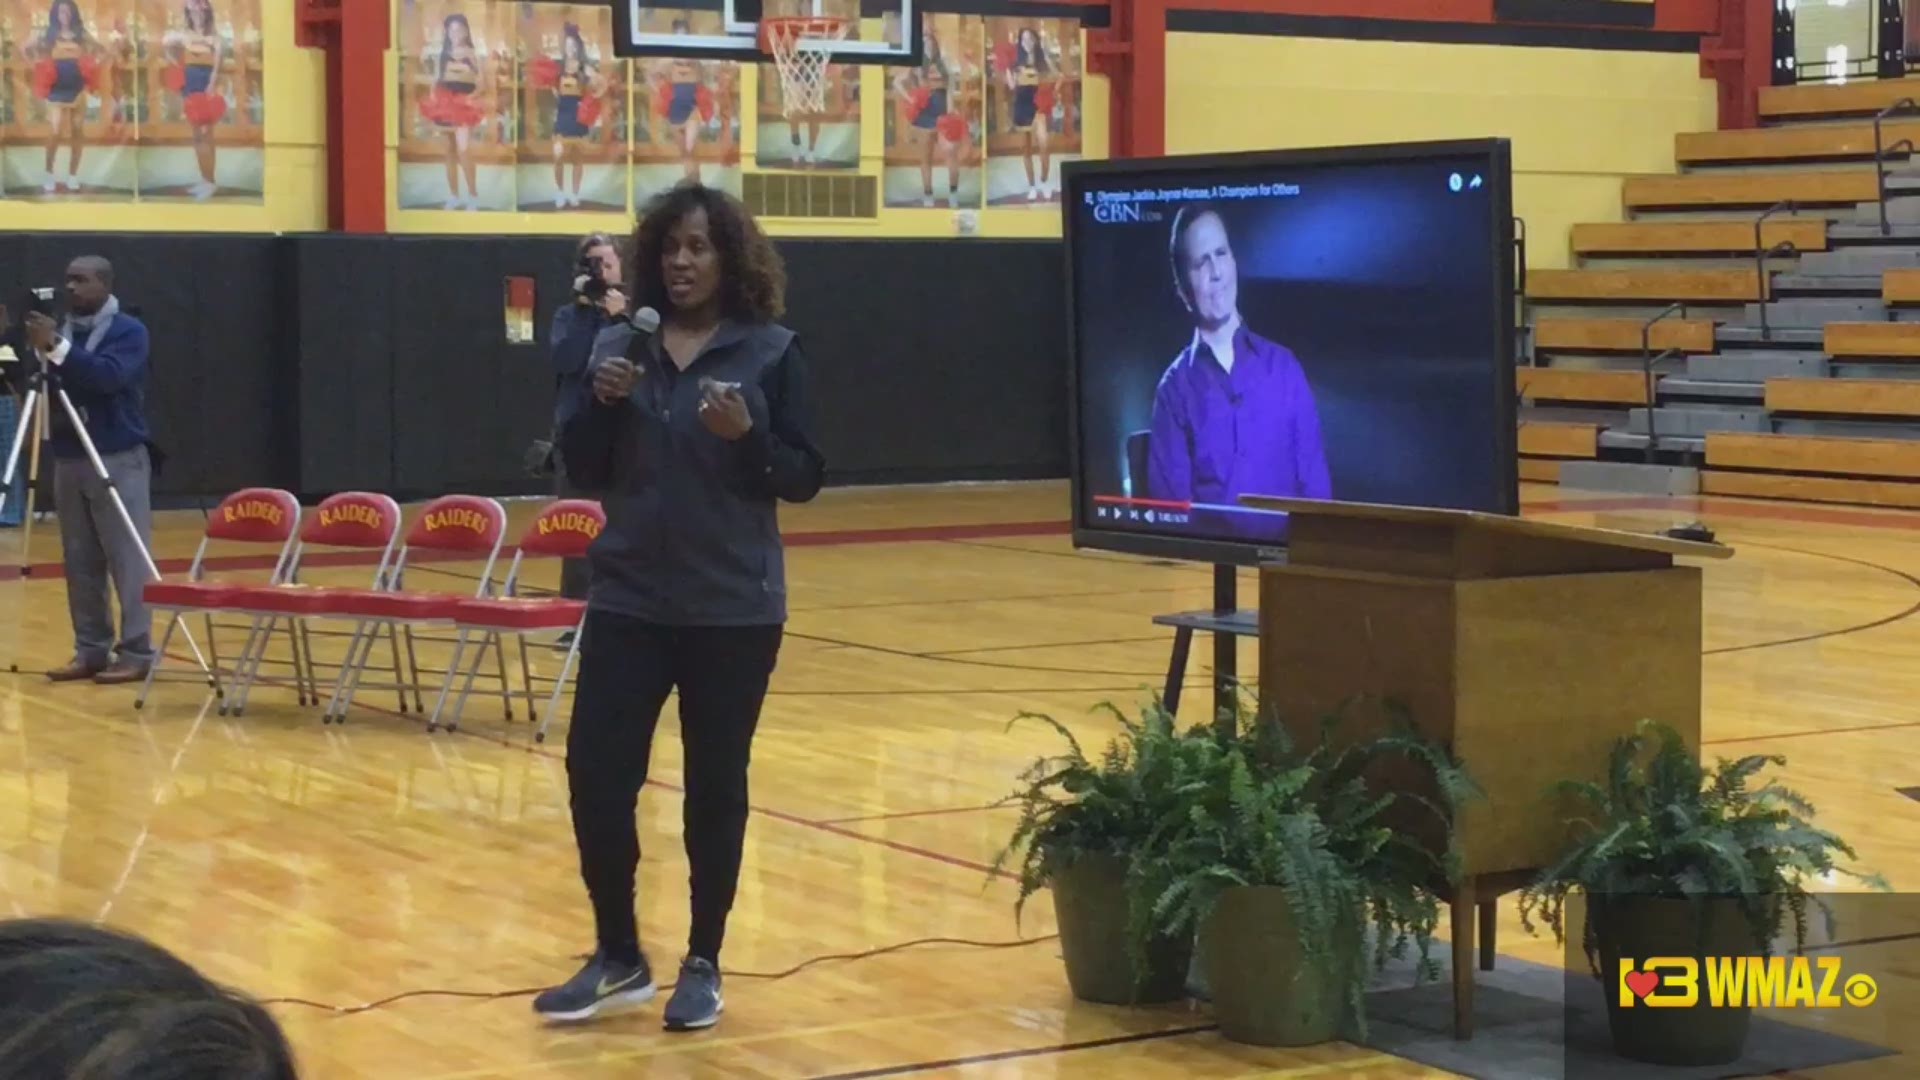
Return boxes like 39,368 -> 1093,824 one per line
760,17 -> 849,117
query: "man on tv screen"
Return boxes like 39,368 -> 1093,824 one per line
1146,203 -> 1331,529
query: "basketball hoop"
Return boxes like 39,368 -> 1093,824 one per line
759,16 -> 849,117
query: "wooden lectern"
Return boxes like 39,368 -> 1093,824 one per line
1240,496 -> 1732,1040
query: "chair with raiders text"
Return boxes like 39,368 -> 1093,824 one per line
218,491 -> 405,717
428,498 -> 603,740
318,494 -> 511,726
136,487 -> 302,710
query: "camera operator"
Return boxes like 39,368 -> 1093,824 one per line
549,232 -> 626,609
22,257 -> 156,685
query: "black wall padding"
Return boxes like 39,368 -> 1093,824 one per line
291,236 -> 401,496
4,233 -> 1067,499
2,235 -> 279,499
780,239 -> 1068,484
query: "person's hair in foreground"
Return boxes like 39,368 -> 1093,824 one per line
0,918 -> 297,1080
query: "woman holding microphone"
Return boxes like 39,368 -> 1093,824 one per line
534,182 -> 825,1032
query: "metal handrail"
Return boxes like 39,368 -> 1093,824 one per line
1874,98 -> 1919,235
1752,200 -> 1799,341
1639,347 -> 1683,464
1640,306 -> 1687,464
1514,216 -> 1532,366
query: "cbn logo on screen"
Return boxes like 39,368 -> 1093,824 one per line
1093,202 -> 1146,224
1618,957 -> 1877,1009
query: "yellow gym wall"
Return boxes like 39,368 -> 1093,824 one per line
0,1 -> 327,233
383,22 -> 1108,239
1164,33 -> 1718,269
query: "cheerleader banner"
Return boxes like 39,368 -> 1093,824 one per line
981,16 -> 1081,208
397,0 -> 518,211
881,12 -> 982,210
631,8 -> 742,208
136,0 -> 265,202
1,0 -> 140,200
516,2 -> 625,212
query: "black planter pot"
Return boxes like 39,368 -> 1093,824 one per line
1590,894 -> 1765,1067
1051,853 -> 1191,1005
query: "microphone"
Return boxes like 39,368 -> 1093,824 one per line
630,305 -> 660,335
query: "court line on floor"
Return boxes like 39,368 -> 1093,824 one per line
802,1023 -> 1221,1080
145,656 -> 1022,881
816,802 -> 1010,826
784,629 -> 1171,678
1701,541 -> 1920,658
924,635 -> 1168,656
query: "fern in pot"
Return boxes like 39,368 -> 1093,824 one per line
990,698 -> 1216,1005
1148,697 -> 1475,1046
1517,720 -> 1886,1067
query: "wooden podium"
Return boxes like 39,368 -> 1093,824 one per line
1240,496 -> 1732,1039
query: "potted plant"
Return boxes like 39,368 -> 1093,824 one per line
1517,719 -> 1886,1067
990,697 -> 1209,1005
1148,695 -> 1475,1046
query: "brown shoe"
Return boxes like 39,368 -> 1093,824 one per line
92,661 -> 151,686
46,660 -> 106,682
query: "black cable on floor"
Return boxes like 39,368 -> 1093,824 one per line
256,934 -> 1059,1015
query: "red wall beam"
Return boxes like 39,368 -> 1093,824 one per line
298,0 -> 389,232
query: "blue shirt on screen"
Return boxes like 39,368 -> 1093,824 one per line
1146,323 -> 1331,520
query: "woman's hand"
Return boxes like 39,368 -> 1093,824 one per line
592,358 -> 638,403
697,379 -> 752,440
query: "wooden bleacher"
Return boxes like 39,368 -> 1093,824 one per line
1516,368 -> 1648,405
1826,322 -> 1920,358
1622,171 -> 1880,211
1759,76 -> 1920,119
1534,317 -> 1716,353
1528,268 -> 1764,303
1675,122 -> 1920,165
1764,379 -> 1920,417
1570,221 -> 1827,257
1525,73 -> 1920,509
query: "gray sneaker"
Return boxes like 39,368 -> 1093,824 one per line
532,950 -> 656,1023
663,956 -> 723,1031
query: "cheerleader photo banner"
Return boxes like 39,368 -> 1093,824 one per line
0,0 -> 265,202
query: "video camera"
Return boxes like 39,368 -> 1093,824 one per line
574,250 -> 609,304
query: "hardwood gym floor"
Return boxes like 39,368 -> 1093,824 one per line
1,480 -> 1916,1078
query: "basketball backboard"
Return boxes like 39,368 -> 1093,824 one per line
613,0 -> 923,65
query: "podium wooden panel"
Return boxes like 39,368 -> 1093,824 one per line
1241,497 -> 1732,1040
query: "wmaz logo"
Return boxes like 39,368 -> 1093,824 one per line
1618,956 -> 1878,1009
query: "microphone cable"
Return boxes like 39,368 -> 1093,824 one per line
256,933 -> 1059,1016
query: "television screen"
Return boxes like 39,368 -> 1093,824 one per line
1064,139 -> 1518,565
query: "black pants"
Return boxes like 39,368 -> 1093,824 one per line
565,608 -> 783,967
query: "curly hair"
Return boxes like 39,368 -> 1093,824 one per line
628,183 -> 786,323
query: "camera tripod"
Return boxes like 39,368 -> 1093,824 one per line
0,353 -> 217,688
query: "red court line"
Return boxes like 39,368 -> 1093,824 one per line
15,491 -> 1920,581
3,519 -> 1072,580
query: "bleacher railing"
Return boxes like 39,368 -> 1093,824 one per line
1641,304 -> 1689,464
1875,100 -> 1919,234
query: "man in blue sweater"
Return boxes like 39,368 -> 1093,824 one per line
23,256 -> 157,685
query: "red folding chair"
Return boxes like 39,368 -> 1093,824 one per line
218,492 -> 405,717
427,498 -> 604,740
136,487 -> 301,710
319,494 -> 509,726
